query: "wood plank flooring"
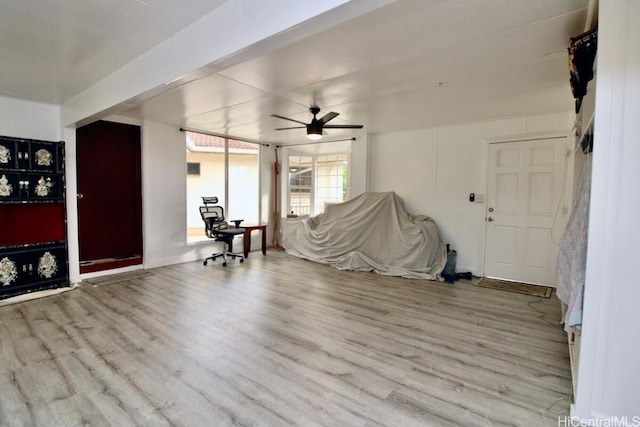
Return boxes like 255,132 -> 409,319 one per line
0,251 -> 571,426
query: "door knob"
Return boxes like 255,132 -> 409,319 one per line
77,193 -> 84,199
487,216 -> 494,222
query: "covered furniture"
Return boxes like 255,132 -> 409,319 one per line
282,192 -> 447,280
557,157 -> 591,331
200,197 -> 245,267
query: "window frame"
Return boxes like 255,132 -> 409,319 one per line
285,151 -> 350,217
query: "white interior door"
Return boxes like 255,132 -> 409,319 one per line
484,137 -> 566,285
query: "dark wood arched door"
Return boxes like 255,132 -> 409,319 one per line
76,120 -> 142,273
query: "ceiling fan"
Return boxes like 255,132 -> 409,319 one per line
272,106 -> 363,140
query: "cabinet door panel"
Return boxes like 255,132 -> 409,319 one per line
0,203 -> 66,246
0,172 -> 21,201
33,245 -> 68,283
29,141 -> 59,173
1,249 -> 39,288
0,250 -> 22,288
26,173 -> 63,201
0,137 -> 17,169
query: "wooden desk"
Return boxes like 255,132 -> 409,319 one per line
242,225 -> 267,258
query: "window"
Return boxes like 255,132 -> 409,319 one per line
315,154 -> 349,214
228,139 -> 260,225
288,156 -> 312,216
186,132 -> 260,240
186,162 -> 200,175
287,153 -> 349,217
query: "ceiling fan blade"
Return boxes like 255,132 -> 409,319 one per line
275,126 -> 306,130
323,124 -> 364,129
271,114 -> 307,126
319,112 -> 339,124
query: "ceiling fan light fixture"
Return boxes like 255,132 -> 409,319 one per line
306,123 -> 322,140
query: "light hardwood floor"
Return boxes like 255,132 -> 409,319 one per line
0,251 -> 571,426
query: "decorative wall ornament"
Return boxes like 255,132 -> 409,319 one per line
35,148 -> 53,166
35,176 -> 53,197
0,145 -> 10,164
0,174 -> 12,197
38,252 -> 58,279
0,257 -> 18,286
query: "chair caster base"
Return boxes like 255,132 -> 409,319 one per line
202,253 -> 243,267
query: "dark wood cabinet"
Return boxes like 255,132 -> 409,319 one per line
0,135 -> 69,300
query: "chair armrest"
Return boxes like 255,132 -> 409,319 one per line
231,219 -> 244,228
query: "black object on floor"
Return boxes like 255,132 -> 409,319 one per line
444,271 -> 473,283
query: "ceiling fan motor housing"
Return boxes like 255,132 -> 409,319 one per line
307,119 -> 323,138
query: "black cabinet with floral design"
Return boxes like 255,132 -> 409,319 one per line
0,243 -> 68,299
0,135 -> 69,300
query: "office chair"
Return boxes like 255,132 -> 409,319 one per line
200,197 -> 245,266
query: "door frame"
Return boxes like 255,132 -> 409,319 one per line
480,131 -> 573,281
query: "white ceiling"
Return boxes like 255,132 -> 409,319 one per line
0,0 -> 590,145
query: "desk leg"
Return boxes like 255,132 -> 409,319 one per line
242,226 -> 266,258
243,230 -> 250,258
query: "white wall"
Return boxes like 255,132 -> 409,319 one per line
574,0 -> 640,419
142,120 -> 207,268
0,96 -> 60,140
350,135 -> 368,196
368,112 -> 573,275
